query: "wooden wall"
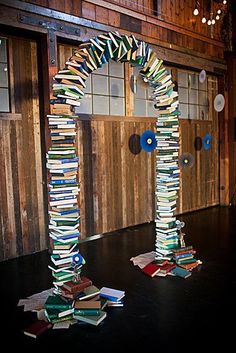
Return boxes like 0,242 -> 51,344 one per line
0,36 -> 47,260
78,118 -> 155,237
227,53 -> 236,205
20,0 -> 225,60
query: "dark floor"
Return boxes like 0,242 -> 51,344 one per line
1,206 -> 236,352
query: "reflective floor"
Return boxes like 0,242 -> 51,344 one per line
1,206 -> 235,352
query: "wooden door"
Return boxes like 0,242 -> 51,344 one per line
0,34 -> 47,260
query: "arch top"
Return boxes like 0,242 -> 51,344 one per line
52,31 -> 178,115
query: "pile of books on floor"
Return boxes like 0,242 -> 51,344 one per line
141,245 -> 202,279
46,114 -> 83,291
20,281 -> 125,338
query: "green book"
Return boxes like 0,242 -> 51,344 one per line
44,295 -> 73,310
74,309 -> 101,316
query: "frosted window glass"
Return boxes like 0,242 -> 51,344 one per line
110,97 -> 125,115
199,79 -> 207,91
110,77 -> 124,97
199,105 -> 209,120
0,88 -> 9,112
75,94 -> 92,114
93,63 -> 108,76
0,63 -> 8,87
84,75 -> 91,94
0,38 -> 7,62
147,100 -> 157,117
92,75 -> 108,95
93,95 -> 109,114
178,71 -> 188,88
109,60 -> 124,77
135,75 -> 146,99
199,90 -> 208,106
189,104 -> 198,119
179,103 -> 188,118
147,86 -> 154,100
179,87 -> 188,104
189,73 -> 198,90
134,99 -> 146,116
189,89 -> 198,104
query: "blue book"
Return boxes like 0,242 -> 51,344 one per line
171,266 -> 191,279
50,180 -> 77,185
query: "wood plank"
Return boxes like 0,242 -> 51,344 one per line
0,120 -> 5,260
2,120 -> 16,259
9,120 -> 23,256
31,40 -> 47,250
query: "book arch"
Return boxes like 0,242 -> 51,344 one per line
47,32 -> 181,291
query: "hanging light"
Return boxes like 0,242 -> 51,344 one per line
202,16 -> 207,23
217,9 -> 222,14
207,19 -> 212,25
216,14 -> 220,20
193,1 -> 199,16
223,0 -> 227,5
211,18 -> 216,25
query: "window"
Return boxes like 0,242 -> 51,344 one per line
178,69 -> 216,120
133,66 -> 157,117
0,37 -> 10,112
76,60 -> 125,115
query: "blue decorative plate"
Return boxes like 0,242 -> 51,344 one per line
140,130 -> 157,152
203,133 -> 212,151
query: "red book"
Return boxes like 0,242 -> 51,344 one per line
23,320 -> 52,339
142,263 -> 161,277
62,276 -> 92,294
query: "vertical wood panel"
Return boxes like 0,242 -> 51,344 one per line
0,35 -> 46,260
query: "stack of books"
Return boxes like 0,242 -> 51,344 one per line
46,114 -> 83,291
138,50 -> 181,258
172,246 -> 200,270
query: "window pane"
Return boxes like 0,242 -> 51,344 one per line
199,105 -> 209,120
76,94 -> 92,114
199,79 -> 207,91
178,71 -> 188,88
199,90 -> 208,106
93,63 -> 108,76
189,104 -> 198,119
93,95 -> 109,114
135,75 -> 146,99
110,97 -> 125,115
84,75 -> 91,94
134,98 -> 146,116
0,63 -> 8,87
179,103 -> 188,118
109,60 -> 124,77
92,74 -> 108,95
179,87 -> 188,104
110,77 -> 124,97
0,88 -> 10,112
189,88 -> 198,104
0,38 -> 7,62
189,73 -> 198,90
147,100 -> 157,117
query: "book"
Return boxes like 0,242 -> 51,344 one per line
76,285 -> 100,300
141,263 -> 161,277
23,320 -> 52,338
73,310 -> 107,326
171,266 -> 192,279
62,276 -> 92,294
100,287 -> 125,302
74,300 -> 101,310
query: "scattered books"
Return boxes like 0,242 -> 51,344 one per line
23,320 -> 52,339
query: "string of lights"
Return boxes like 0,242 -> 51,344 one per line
193,0 -> 228,26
